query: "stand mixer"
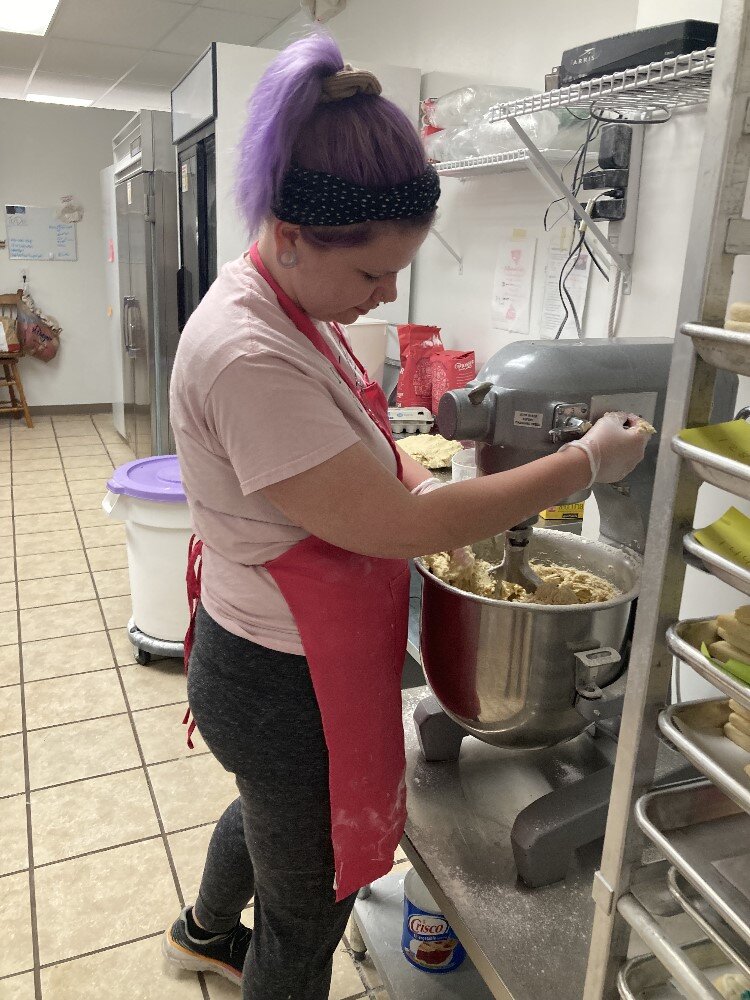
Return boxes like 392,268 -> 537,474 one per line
413,338 -> 736,886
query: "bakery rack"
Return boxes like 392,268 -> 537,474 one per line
584,2 -> 750,998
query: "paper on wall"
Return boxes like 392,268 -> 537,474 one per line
540,239 -> 592,339
491,230 -> 537,335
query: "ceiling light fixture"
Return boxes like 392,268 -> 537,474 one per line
0,0 -> 62,36
27,94 -> 92,107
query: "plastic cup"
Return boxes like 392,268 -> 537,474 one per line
452,447 -> 476,482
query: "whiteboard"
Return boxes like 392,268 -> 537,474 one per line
4,205 -> 77,261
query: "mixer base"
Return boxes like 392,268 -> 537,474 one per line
413,694 -> 698,888
413,695 -> 466,762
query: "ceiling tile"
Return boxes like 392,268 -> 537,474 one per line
93,82 -> 171,113
124,50 -> 194,88
199,0 -> 298,16
157,7 -> 278,55
38,38 -> 146,79
51,0 -> 190,49
0,32 -> 44,71
0,68 -> 30,99
27,71 -> 114,102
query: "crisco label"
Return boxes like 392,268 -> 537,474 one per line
402,890 -> 466,974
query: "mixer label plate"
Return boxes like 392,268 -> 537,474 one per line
514,410 -> 544,428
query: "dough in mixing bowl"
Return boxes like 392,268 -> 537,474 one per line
397,434 -> 462,469
422,549 -> 619,605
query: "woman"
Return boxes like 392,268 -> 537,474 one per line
163,34 -> 648,1000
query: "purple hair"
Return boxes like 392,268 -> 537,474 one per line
236,33 -> 432,243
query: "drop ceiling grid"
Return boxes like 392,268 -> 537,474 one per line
0,0 -> 301,110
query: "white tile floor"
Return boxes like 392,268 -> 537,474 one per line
0,413 -> 397,999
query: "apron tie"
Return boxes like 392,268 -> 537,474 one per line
182,533 -> 203,749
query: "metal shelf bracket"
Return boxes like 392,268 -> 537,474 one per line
506,115 -> 631,286
429,227 -> 463,274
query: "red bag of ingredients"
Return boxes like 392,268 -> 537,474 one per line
431,350 -> 476,415
396,325 -> 443,408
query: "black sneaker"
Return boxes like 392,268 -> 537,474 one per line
162,906 -> 252,985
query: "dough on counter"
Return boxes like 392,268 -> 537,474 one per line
396,434 -> 461,469
729,698 -> 750,724
422,549 -> 619,606
724,721 -> 750,753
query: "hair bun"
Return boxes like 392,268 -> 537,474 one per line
320,64 -> 382,103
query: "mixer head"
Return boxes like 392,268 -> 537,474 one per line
438,339 -> 675,554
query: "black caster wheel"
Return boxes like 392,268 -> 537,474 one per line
352,949 -> 367,962
136,649 -> 151,665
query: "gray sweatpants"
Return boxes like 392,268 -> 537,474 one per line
187,605 -> 357,999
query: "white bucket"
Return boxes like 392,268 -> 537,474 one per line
102,490 -> 192,642
343,318 -> 388,385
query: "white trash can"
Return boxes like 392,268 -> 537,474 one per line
103,455 -> 192,643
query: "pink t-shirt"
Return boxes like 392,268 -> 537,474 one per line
170,254 -> 398,654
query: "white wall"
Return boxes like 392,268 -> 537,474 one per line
0,100 -> 129,407
263,0 -> 639,90
636,0 -> 721,26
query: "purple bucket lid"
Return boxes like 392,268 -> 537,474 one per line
107,455 -> 186,503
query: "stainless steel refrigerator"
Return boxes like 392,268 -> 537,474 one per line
171,44 -> 218,331
112,110 -> 179,458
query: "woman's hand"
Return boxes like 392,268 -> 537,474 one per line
559,412 -> 651,487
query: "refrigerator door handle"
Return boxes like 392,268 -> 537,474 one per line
122,296 -> 136,350
123,295 -> 141,356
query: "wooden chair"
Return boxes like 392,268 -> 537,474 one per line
0,292 -> 33,428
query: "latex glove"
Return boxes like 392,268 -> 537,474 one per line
559,411 -> 651,487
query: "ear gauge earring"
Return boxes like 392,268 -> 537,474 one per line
278,250 -> 298,268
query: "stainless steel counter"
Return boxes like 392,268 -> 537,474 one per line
400,686 -> 603,1000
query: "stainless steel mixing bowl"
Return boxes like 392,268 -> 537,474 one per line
415,529 -> 641,750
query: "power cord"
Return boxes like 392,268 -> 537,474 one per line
554,192 -> 610,339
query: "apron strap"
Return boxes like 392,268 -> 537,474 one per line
182,534 -> 203,750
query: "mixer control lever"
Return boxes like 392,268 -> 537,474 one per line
467,381 -> 493,405
550,402 -> 591,443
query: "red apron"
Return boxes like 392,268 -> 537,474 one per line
185,243 -> 410,902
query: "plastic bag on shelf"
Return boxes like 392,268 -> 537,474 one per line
423,127 -> 463,163
423,85 -> 533,129
472,110 -> 559,157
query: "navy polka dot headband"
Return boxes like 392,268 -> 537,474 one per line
273,165 -> 440,226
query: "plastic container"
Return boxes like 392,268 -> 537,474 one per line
402,867 -> 466,973
451,447 -> 477,482
343,318 -> 388,386
103,455 -> 192,642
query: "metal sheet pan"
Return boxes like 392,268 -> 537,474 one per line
683,532 -> 750,596
635,781 -> 750,947
617,939 -> 732,1000
667,618 -> 750,714
667,868 -> 750,978
659,700 -> 750,814
682,322 -> 750,378
672,435 -> 750,502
